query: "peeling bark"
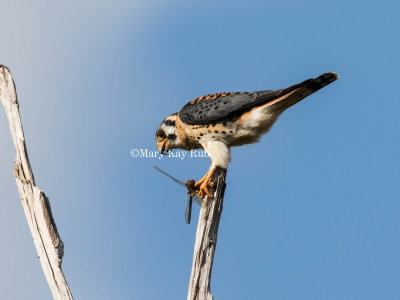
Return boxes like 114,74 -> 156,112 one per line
0,65 -> 73,300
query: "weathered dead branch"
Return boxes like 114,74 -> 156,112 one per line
187,167 -> 227,300
0,65 -> 73,300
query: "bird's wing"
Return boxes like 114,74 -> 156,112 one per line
178,72 -> 338,125
178,85 -> 306,125
178,92 -> 264,125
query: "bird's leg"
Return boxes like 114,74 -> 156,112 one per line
194,167 -> 216,199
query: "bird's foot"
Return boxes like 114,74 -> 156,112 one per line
194,168 -> 216,199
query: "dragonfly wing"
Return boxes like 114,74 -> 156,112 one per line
185,186 -> 203,207
153,166 -> 186,187
154,165 -> 201,223
192,194 -> 202,206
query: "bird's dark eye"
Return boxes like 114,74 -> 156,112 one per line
157,130 -> 165,141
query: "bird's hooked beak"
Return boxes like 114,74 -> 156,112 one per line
158,139 -> 170,155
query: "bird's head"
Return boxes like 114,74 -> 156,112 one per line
155,113 -> 182,155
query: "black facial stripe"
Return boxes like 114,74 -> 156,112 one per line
164,120 -> 176,127
167,134 -> 177,141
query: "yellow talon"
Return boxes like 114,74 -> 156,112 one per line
194,168 -> 216,199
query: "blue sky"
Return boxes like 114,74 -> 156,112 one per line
0,0 -> 399,299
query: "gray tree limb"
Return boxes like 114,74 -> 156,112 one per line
0,65 -> 74,300
187,167 -> 227,300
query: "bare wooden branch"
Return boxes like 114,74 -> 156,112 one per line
0,65 -> 74,300
187,167 -> 227,300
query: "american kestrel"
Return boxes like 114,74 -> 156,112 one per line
156,72 -> 338,199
